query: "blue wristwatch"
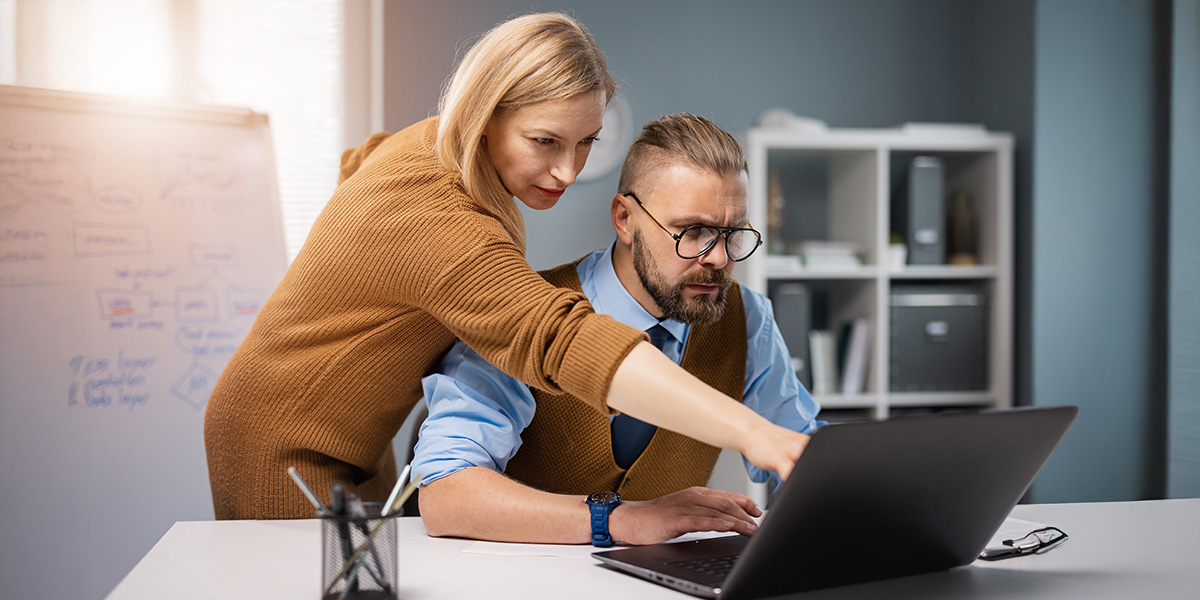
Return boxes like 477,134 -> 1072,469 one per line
586,491 -> 621,547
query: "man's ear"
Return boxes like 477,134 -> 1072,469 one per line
612,193 -> 635,245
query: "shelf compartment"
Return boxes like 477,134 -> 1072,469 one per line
888,149 -> 1004,268
762,149 -> 879,266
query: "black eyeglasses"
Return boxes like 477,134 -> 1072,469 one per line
622,192 -> 763,262
1004,527 -> 1069,554
980,526 -> 1069,560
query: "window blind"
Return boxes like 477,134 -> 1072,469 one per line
4,0 -> 344,262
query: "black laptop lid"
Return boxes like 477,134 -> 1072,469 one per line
718,406 -> 1077,599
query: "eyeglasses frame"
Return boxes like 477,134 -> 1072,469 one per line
621,192 -> 763,262
1003,526 -> 1069,555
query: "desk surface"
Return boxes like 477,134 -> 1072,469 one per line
107,499 -> 1199,600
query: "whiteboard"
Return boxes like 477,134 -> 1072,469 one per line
0,86 -> 286,600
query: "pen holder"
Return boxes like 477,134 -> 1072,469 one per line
320,502 -> 399,600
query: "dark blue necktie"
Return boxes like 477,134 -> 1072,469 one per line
611,324 -> 671,469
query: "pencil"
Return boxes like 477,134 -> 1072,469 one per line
286,466 -> 328,515
383,463 -> 412,516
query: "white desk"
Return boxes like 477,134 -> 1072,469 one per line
107,499 -> 1199,599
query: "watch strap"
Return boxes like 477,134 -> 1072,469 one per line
587,492 -> 620,547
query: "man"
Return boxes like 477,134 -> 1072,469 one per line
412,113 -> 822,546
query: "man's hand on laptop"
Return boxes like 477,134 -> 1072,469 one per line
742,425 -> 811,482
608,487 -> 761,545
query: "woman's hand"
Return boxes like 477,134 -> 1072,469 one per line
740,425 -> 810,481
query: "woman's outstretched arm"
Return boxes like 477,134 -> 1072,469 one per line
608,342 -> 810,480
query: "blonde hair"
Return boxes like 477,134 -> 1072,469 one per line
618,113 -> 747,196
436,12 -> 616,252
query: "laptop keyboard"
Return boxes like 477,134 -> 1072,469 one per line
668,554 -> 739,579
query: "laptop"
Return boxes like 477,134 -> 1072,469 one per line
593,406 -> 1077,599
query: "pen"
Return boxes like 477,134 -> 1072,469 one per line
330,482 -> 357,591
383,463 -> 412,516
345,493 -> 392,594
286,466 -> 329,516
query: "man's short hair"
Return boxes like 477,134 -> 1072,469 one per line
617,113 -> 747,195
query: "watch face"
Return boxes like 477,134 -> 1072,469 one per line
588,491 -> 620,505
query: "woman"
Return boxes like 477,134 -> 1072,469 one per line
204,12 -> 807,520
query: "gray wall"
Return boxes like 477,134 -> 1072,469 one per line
1030,0 -> 1168,502
381,0 -> 1014,269
381,0 -> 1192,502
1169,0 -> 1200,499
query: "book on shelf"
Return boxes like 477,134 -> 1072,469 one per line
808,329 -> 838,396
796,240 -> 859,255
838,318 -> 871,395
765,254 -> 803,271
804,254 -> 863,269
768,282 -> 812,391
899,122 -> 987,136
797,240 -> 863,269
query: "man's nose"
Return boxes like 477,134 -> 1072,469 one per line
698,236 -> 729,269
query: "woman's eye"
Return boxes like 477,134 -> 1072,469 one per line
581,137 -> 599,146
534,138 -> 555,145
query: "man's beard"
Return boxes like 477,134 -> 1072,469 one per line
632,229 -> 729,325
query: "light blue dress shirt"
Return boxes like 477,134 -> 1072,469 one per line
412,245 -> 823,490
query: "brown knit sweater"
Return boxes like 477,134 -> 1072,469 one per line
203,117 -> 646,520
504,260 -> 747,501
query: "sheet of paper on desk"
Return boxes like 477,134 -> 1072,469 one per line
985,516 -> 1049,551
463,530 -> 738,558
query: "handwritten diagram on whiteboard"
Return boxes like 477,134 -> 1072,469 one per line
0,86 -> 287,600
1,93 -> 282,412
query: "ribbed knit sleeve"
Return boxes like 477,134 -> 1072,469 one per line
415,227 -> 644,409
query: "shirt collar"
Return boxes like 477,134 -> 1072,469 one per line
584,244 -> 688,347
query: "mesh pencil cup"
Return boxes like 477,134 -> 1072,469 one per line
320,502 -> 398,600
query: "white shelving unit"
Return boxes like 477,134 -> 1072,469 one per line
739,125 -> 1014,420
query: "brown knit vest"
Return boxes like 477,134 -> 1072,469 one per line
503,258 -> 747,501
